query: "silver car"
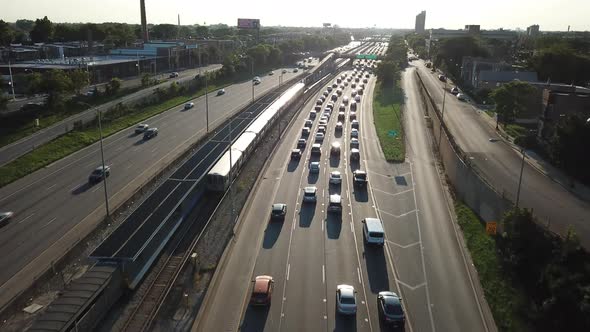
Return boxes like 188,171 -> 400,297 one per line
336,285 -> 357,315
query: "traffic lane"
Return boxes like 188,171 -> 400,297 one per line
414,62 -> 590,246
241,83 -> 331,331
200,78 -> 315,332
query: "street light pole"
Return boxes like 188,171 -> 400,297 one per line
229,117 -> 235,223
437,80 -> 447,147
515,147 -> 526,209
8,60 -> 16,100
205,74 -> 209,133
251,59 -> 255,103
97,110 -> 110,217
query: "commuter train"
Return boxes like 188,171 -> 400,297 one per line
206,82 -> 306,191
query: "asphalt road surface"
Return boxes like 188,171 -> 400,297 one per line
0,64 -> 221,167
195,58 -> 492,331
412,60 -> 590,248
0,66 -> 306,309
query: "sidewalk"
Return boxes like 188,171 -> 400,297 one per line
476,107 -> 590,203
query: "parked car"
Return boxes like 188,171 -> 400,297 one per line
89,165 -> 110,184
135,123 -> 149,134
457,93 -> 466,101
271,203 -> 287,220
143,127 -> 158,139
250,275 -> 274,306
450,87 -> 459,95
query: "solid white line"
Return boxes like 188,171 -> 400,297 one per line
18,213 -> 35,224
43,217 -> 56,227
287,264 -> 290,281
46,184 -> 56,191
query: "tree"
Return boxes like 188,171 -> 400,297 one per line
489,81 -> 536,126
151,24 -> 178,40
15,19 -> 35,32
0,20 -> 14,46
141,73 -> 152,87
195,25 -> 209,38
529,46 -> 590,86
207,45 -> 220,63
41,70 -> 73,110
0,92 -> 8,111
30,16 -> 54,43
105,77 -> 122,95
434,36 -> 488,79
69,70 -> 90,94
26,72 -> 43,95
549,113 -> 590,185
375,61 -> 399,86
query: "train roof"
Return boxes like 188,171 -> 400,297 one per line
208,149 -> 243,177
232,132 -> 256,153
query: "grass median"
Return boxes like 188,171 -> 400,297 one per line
372,81 -> 405,162
0,82 -> 228,188
454,202 -> 529,331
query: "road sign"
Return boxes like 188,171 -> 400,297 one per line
356,54 -> 378,60
486,221 -> 497,235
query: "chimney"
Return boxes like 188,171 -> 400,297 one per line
140,0 -> 149,43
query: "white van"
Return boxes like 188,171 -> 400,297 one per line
343,96 -> 349,105
361,218 -> 384,246
328,194 -> 342,214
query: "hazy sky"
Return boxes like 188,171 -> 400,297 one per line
2,0 -> 589,31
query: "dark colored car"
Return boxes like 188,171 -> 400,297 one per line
251,275 -> 274,306
291,149 -> 302,160
89,165 -> 110,184
143,127 -> 158,139
297,138 -> 307,149
353,170 -> 367,187
378,291 -> 405,328
0,212 -> 14,228
271,203 -> 287,220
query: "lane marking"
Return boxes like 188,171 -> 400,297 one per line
287,263 -> 290,281
70,183 -> 82,192
397,280 -> 427,291
46,184 -> 56,191
378,208 -> 418,219
387,240 -> 421,249
18,213 -> 35,224
92,185 -> 103,193
43,217 -> 56,228
372,187 -> 414,197
357,267 -> 362,283
322,265 -> 325,284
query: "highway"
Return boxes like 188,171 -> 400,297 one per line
0,64 -> 221,167
0,65 -> 306,309
195,46 -> 492,331
412,60 -> 590,248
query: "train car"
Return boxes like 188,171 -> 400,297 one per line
206,82 -> 305,192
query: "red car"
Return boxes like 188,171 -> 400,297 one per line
250,275 -> 274,306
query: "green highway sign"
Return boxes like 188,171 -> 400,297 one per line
356,54 -> 377,60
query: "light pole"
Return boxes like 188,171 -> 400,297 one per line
515,147 -> 526,209
8,60 -> 16,100
437,80 -> 447,148
205,74 -> 209,132
136,51 -> 141,77
97,110 -> 110,217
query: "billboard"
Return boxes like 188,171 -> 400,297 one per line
238,18 -> 260,29
323,23 -> 331,27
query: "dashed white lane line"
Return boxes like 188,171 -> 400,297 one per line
18,213 -> 35,224
46,183 -> 56,191
322,264 -> 326,284
43,217 -> 56,228
70,183 -> 82,192
357,267 -> 362,284
287,263 -> 291,281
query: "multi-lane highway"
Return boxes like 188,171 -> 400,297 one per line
0,66 -> 306,309
412,60 -> 590,248
0,64 -> 221,166
195,45 -> 493,331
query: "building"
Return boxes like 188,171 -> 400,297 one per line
476,70 -> 538,90
527,25 -> 540,37
415,11 -> 426,34
461,56 -> 513,88
465,25 -> 480,34
537,85 -> 590,139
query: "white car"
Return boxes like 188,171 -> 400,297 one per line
184,102 -> 195,109
336,285 -> 357,315
303,186 -> 318,202
135,123 -> 149,134
457,93 -> 466,101
329,171 -> 342,185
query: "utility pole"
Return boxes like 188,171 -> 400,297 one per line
97,110 -> 110,217
251,59 -> 254,103
205,74 -> 209,132
8,60 -> 16,100
515,147 -> 526,209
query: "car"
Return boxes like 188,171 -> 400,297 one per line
355,77 -> 360,83
343,96 -> 349,105
326,103 -> 334,111
350,148 -> 360,161
169,72 -> 179,78
378,291 -> 405,327
316,99 -> 323,106
488,137 -> 500,142
327,86 -> 333,92
457,93 -> 466,101
331,141 -> 341,155
438,74 -> 447,82
328,194 -> 342,213
302,126 -> 311,137
295,137 -> 307,148
253,76 -> 261,84
143,127 -> 158,139
89,165 -> 110,183
332,82 -> 338,88
318,125 -> 326,134
351,89 -> 357,97
135,123 -> 149,134
351,83 -> 357,89
315,132 -> 325,142
353,170 -> 367,187
351,120 -> 359,129
184,102 -> 195,109
282,69 -> 288,74
309,161 -> 321,173
323,91 -> 329,97
343,81 -> 349,87
303,186 -> 318,202
358,88 -> 364,95
338,112 -> 345,121
271,203 -> 287,220
363,78 -> 368,83
0,211 -> 14,228
310,110 -> 317,119
304,119 -> 313,128
216,89 -> 226,96
329,171 -> 342,185
291,148 -> 302,160
336,89 -> 343,96
355,95 -> 361,102
293,68 -> 299,73
268,71 -> 274,75
351,128 -> 359,138
350,112 -> 357,120
450,87 -> 459,95
331,93 -> 338,101
335,122 -> 343,132
339,104 -> 346,112
336,285 -> 357,315
311,143 -> 321,155
319,118 -> 328,125
251,275 -> 274,306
